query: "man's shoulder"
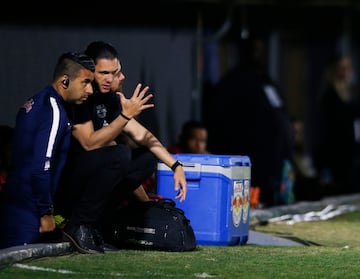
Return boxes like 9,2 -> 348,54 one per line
18,85 -> 58,114
29,85 -> 52,100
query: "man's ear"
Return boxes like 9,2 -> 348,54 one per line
62,75 -> 70,88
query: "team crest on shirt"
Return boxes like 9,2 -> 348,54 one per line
95,104 -> 107,119
23,98 -> 34,113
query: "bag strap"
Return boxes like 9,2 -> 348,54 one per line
156,198 -> 176,208
136,198 -> 187,219
156,198 -> 187,217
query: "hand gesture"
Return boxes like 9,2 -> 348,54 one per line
117,83 -> 154,119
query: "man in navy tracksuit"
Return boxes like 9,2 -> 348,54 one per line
0,52 -> 95,249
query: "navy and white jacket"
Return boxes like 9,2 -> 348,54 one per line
3,85 -> 72,216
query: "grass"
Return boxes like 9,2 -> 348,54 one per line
1,210 -> 360,278
253,209 -> 360,247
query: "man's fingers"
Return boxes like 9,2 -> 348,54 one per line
140,94 -> 153,104
132,84 -> 150,99
132,83 -> 143,97
138,86 -> 150,97
142,104 -> 155,110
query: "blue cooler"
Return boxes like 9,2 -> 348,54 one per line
157,154 -> 251,246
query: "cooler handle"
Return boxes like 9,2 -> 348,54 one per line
182,163 -> 201,180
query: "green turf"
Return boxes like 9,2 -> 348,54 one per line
1,210 -> 360,278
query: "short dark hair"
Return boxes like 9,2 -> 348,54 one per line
84,41 -> 119,63
53,52 -> 95,81
179,120 -> 207,143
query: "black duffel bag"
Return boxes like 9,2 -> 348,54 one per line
104,198 -> 197,252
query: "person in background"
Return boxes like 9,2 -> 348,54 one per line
291,118 -> 322,201
168,120 -> 210,154
0,52 -> 95,249
56,41 -> 187,254
314,54 -> 360,196
207,34 -> 293,207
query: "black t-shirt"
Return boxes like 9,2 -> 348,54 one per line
67,91 -> 122,153
88,91 -> 121,130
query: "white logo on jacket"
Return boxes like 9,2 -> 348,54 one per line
23,98 -> 34,113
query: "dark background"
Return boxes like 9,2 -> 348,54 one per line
1,0 -> 359,150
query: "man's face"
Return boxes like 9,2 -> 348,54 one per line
94,58 -> 119,93
186,128 -> 208,154
68,68 -> 94,104
111,60 -> 126,92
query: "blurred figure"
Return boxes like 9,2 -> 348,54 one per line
314,54 -> 360,196
207,34 -> 293,207
291,118 -> 322,201
168,120 -> 210,154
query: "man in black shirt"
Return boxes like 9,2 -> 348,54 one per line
56,41 -> 187,254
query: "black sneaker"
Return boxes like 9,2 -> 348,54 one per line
62,224 -> 104,254
93,228 -> 119,252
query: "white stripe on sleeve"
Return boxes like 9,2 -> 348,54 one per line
44,97 -> 60,170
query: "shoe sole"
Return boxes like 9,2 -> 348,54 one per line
62,230 -> 104,254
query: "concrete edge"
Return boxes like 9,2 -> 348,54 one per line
0,242 -> 72,269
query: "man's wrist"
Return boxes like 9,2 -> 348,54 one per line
171,160 -> 183,171
120,111 -> 131,121
41,205 -> 54,217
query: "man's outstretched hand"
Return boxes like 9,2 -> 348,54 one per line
117,83 -> 154,119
